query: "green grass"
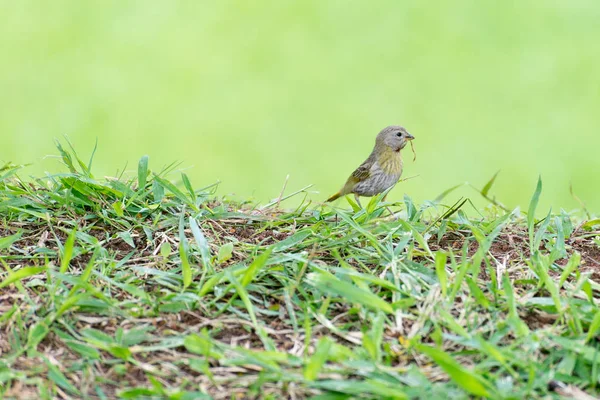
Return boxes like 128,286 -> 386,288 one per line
1,144 -> 600,399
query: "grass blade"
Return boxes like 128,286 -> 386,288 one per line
304,337 -> 332,381
527,176 -> 542,251
416,343 -> 494,398
306,270 -> 394,314
481,170 -> 500,197
179,240 -> 192,289
0,266 -> 46,289
241,247 -> 273,287
138,155 -> 149,189
189,217 -> 212,273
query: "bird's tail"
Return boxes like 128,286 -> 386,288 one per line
326,191 -> 342,202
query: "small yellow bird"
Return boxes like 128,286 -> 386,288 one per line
326,125 -> 414,207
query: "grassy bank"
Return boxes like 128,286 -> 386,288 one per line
1,146 -> 599,399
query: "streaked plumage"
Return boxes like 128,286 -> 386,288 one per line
326,125 -> 414,205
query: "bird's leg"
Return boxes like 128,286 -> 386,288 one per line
387,207 -> 399,220
381,193 -> 397,219
354,194 -> 363,209
385,206 -> 395,217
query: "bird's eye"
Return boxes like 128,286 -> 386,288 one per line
396,132 -> 403,137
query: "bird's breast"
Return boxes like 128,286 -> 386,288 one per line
376,151 -> 403,176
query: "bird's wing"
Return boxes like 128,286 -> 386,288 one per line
350,163 -> 371,182
339,160 -> 372,195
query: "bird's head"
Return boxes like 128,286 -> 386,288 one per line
376,125 -> 414,152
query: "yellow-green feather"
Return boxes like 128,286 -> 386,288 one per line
376,147 -> 403,175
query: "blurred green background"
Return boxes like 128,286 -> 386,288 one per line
2,1 -> 599,212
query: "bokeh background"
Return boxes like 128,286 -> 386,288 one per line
2,1 -> 599,213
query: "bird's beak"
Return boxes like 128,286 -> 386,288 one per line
405,133 -> 415,140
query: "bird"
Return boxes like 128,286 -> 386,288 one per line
326,125 -> 414,207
